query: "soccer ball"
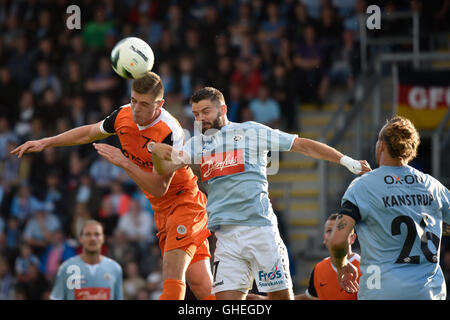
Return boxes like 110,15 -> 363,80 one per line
110,37 -> 154,79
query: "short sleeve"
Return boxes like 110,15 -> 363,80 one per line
50,264 -> 66,300
114,265 -> 124,300
100,107 -> 122,134
305,266 -> 318,298
249,122 -> 297,152
341,177 -> 363,222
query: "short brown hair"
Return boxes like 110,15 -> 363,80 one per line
190,87 -> 225,105
381,116 -> 420,163
131,72 -> 164,100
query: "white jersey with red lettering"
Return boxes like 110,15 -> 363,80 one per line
50,255 -> 123,300
182,121 -> 297,230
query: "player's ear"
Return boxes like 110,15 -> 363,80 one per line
157,99 -> 165,108
221,104 -> 227,115
349,230 -> 357,245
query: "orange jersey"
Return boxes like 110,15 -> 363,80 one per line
101,105 -> 199,212
101,105 -> 210,256
306,254 -> 361,300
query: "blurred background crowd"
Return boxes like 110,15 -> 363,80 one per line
0,0 -> 449,299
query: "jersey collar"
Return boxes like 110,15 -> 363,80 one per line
136,108 -> 164,131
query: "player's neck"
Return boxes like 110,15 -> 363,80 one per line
80,252 -> 102,265
380,154 -> 407,167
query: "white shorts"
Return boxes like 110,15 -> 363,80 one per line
211,224 -> 293,294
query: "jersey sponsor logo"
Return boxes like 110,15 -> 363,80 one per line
200,149 -> 244,181
383,175 -> 424,185
74,287 -> 111,300
381,193 -> 434,208
122,149 -> 152,168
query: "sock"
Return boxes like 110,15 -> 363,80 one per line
159,279 -> 186,300
201,294 -> 216,300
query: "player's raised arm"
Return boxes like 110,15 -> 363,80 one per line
290,137 -> 371,174
93,143 -> 174,198
10,121 -> 111,158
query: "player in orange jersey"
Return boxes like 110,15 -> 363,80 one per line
11,72 -> 214,300
247,213 -> 360,300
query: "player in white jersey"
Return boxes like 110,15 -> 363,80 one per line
50,220 -> 123,300
150,87 -> 371,300
330,116 -> 450,299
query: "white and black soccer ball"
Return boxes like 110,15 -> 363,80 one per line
110,37 -> 154,79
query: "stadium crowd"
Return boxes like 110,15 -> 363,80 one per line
0,0 -> 449,299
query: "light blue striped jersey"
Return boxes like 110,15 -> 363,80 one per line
183,121 -> 297,229
50,255 -> 123,300
341,165 -> 450,300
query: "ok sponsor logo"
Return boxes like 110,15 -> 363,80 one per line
383,174 -> 424,185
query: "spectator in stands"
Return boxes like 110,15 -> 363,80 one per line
117,198 -> 156,250
231,57 -> 262,100
82,6 -> 114,50
70,202 -> 92,240
63,34 -> 94,79
293,24 -> 326,104
40,230 -> 76,282
259,2 -> 286,51
146,256 -> 164,300
318,29 -> 359,101
0,67 -> 21,119
0,256 -> 15,299
248,83 -> 281,128
17,262 -> 49,300
287,2 -> 316,43
10,184 -> 40,227
4,217 -> 21,263
0,117 -> 17,161
89,156 -> 124,191
268,63 -> 297,131
84,55 -> 120,99
61,61 -> 85,107
123,261 -> 146,300
14,90 -> 35,142
15,242 -> 40,283
31,60 -> 62,100
7,35 -> 33,89
23,201 -> 61,256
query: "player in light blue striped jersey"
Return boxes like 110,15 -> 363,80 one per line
50,220 -> 123,300
330,116 -> 450,300
150,87 -> 371,300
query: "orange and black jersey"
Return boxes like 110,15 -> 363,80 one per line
100,105 -> 200,213
306,254 -> 361,300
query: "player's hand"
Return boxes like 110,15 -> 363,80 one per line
93,143 -> 128,168
337,263 -> 359,294
152,143 -> 175,161
358,160 -> 372,175
10,139 -> 48,158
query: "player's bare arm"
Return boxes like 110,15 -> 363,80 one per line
290,137 -> 371,174
151,142 -> 189,176
11,121 -> 111,158
93,143 -> 174,198
330,214 -> 359,293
